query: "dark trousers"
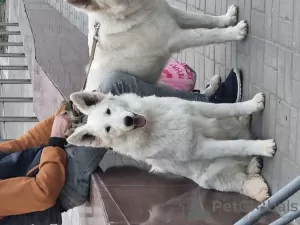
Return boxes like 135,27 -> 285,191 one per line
0,147 -> 63,225
0,147 -> 43,179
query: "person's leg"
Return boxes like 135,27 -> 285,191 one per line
58,145 -> 107,210
0,203 -> 63,225
99,71 -> 209,101
97,69 -> 242,103
209,68 -> 242,103
0,147 -> 42,179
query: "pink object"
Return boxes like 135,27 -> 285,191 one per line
159,61 -> 197,92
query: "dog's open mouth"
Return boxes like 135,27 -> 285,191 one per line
133,114 -> 146,129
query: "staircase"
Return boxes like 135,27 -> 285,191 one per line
0,22 -> 38,142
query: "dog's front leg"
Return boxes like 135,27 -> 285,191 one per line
168,20 -> 248,52
192,93 -> 265,119
196,139 -> 277,159
170,5 -> 238,29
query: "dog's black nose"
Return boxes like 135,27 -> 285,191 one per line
124,116 -> 134,127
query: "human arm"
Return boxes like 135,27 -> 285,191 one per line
0,113 -> 71,216
0,104 -> 66,153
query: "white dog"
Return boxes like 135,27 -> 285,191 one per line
65,0 -> 248,91
67,91 -> 276,202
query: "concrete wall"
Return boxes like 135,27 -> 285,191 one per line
45,0 -> 88,35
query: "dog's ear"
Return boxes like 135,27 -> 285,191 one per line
70,91 -> 105,115
67,125 -> 104,147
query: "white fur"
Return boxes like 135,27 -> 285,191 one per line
67,91 -> 276,202
65,0 -> 248,91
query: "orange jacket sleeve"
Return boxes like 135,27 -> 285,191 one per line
0,103 -> 66,153
0,145 -> 67,216
0,116 -> 54,153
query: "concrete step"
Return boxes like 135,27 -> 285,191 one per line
0,65 -> 28,70
0,79 -> 31,84
0,97 -> 33,102
0,42 -> 23,46
0,31 -> 21,35
0,53 -> 25,57
0,117 -> 38,122
0,22 -> 19,27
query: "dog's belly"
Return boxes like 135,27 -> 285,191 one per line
148,159 -> 211,181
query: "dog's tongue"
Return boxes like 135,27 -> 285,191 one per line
134,115 -> 146,127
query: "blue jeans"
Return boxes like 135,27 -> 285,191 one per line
0,147 -> 63,225
0,204 -> 62,225
0,147 -> 43,179
1,72 -> 208,225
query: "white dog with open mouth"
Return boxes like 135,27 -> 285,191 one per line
67,91 -> 276,202
65,0 -> 248,92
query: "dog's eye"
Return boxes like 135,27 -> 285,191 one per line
106,126 -> 111,133
106,108 -> 111,115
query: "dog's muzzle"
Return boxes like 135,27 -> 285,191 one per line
124,114 -> 146,129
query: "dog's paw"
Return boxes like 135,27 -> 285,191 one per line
234,20 -> 249,40
251,93 -> 265,112
225,4 -> 238,26
243,176 -> 270,202
260,139 -> 277,158
247,156 -> 263,175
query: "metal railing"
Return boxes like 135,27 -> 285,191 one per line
235,176 -> 300,225
0,22 -> 38,141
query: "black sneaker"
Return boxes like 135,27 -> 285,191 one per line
209,68 -> 242,103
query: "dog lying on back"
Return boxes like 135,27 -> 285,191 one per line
65,0 -> 248,91
67,91 -> 277,202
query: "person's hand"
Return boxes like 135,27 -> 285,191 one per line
51,112 -> 72,138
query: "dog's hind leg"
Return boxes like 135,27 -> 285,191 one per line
201,166 -> 269,202
170,4 -> 238,29
247,156 -> 264,175
242,175 -> 270,202
169,20 -> 248,52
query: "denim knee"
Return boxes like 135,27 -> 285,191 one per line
97,72 -> 139,95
